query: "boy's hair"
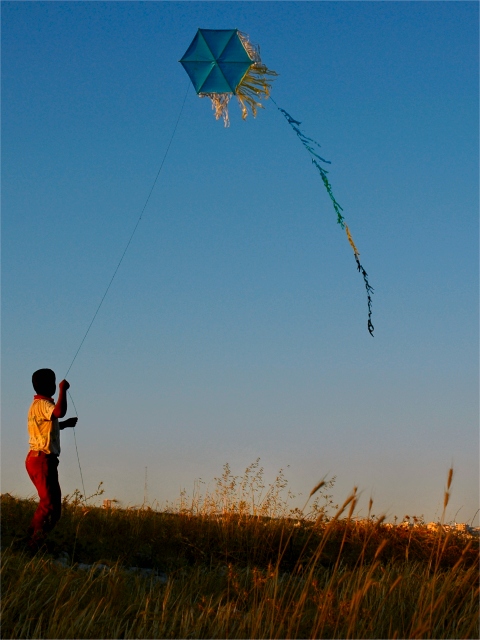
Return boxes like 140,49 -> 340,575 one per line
32,369 -> 56,395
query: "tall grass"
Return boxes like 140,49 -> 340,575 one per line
1,464 -> 478,639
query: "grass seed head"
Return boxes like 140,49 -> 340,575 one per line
447,467 -> 454,490
309,479 -> 326,498
374,539 -> 388,559
444,491 -> 450,510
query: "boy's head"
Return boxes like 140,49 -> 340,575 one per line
32,369 -> 56,397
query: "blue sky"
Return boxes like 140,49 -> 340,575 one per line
2,1 -> 478,524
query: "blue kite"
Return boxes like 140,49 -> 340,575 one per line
180,29 -> 374,336
180,29 -> 277,126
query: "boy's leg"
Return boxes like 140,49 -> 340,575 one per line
25,451 -> 62,544
44,454 -> 62,532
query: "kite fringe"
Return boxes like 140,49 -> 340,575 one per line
200,92 -> 232,126
274,100 -> 375,336
235,63 -> 278,120
200,31 -> 278,127
238,31 -> 261,63
236,31 -> 278,119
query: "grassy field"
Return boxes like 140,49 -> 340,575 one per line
1,463 -> 478,639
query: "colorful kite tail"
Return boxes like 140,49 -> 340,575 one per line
273,100 -> 374,336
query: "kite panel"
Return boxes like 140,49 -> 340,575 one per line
180,60 -> 214,93
199,64 -> 234,94
180,31 -> 214,63
199,29 -> 237,59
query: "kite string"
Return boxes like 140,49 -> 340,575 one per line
63,82 -> 190,495
66,390 -> 87,501
271,97 -> 374,336
64,81 -> 190,380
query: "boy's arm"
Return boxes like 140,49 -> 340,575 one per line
60,417 -> 78,430
52,380 -> 69,419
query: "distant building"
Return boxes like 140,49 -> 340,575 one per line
426,522 -> 477,534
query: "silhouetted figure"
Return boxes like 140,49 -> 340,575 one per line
25,368 -> 78,551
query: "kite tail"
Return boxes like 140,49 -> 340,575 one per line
274,100 -> 374,336
345,224 -> 374,336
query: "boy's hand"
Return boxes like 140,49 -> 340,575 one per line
53,380 -> 70,419
60,417 -> 78,430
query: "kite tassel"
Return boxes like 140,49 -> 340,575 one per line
199,93 -> 232,127
234,63 -> 278,121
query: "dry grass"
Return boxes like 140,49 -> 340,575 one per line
1,464 -> 478,639
2,549 -> 477,639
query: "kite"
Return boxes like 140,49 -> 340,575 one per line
180,29 -> 374,336
179,29 -> 277,126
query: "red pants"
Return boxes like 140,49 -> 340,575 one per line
25,450 -> 61,540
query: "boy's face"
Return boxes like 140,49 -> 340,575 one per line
43,375 -> 56,398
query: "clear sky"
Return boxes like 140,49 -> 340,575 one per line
2,1 -> 478,524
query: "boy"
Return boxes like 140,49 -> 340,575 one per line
25,368 -> 78,551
